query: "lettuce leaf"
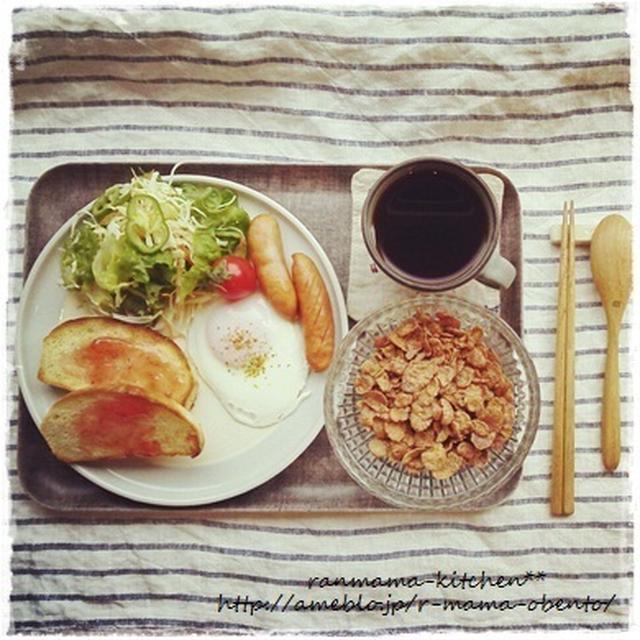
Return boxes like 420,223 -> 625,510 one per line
175,230 -> 221,302
61,223 -> 101,288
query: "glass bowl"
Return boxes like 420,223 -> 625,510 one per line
324,294 -> 540,510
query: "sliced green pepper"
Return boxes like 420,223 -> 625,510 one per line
91,184 -> 128,221
126,194 -> 169,254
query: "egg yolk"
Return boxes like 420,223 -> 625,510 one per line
206,323 -> 271,377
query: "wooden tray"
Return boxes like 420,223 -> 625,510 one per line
17,162 -> 523,514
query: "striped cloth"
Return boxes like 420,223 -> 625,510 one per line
8,4 -> 632,634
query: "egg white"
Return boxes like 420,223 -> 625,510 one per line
187,294 -> 309,428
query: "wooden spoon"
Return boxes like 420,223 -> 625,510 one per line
589,214 -> 632,470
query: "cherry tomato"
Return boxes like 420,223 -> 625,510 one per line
212,256 -> 257,301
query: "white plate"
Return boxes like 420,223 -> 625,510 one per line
16,174 -> 348,506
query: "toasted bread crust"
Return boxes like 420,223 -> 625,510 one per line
40,384 -> 204,463
38,316 -> 197,408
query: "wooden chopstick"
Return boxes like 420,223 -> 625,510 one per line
551,201 -> 575,516
563,204 -> 575,514
551,205 -> 569,516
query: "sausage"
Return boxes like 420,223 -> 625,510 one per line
247,214 -> 297,320
291,253 -> 335,372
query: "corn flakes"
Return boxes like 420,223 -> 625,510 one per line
354,309 -> 515,479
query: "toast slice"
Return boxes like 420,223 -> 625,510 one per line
38,316 -> 197,408
40,384 -> 204,463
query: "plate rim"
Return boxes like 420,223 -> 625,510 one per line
15,172 -> 349,507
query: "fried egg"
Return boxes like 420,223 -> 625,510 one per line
187,294 -> 309,427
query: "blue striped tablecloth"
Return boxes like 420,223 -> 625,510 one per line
8,4 -> 632,634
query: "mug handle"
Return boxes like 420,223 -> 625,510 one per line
470,164 -> 519,290
476,248 -> 517,289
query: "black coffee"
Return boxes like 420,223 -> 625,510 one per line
373,167 -> 489,280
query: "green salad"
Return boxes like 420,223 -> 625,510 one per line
61,170 -> 250,322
